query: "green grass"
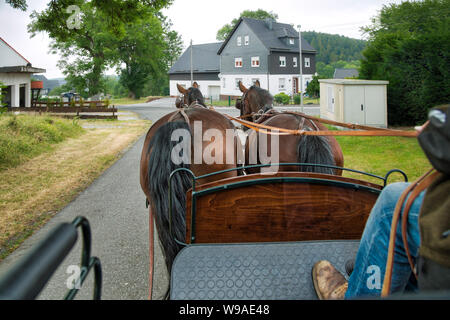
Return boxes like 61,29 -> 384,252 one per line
0,114 -> 85,171
111,96 -> 163,106
336,135 -> 430,183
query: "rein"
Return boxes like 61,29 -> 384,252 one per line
226,112 -> 418,138
381,169 -> 440,297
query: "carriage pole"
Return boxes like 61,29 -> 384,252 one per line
297,25 -> 304,113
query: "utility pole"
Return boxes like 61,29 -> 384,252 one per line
297,25 -> 304,113
190,39 -> 193,86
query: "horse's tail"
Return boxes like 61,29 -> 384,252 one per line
147,121 -> 192,274
297,127 -> 336,174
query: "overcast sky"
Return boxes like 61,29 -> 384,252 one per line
0,0 -> 405,78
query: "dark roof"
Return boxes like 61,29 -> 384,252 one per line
0,66 -> 45,73
218,17 -> 316,54
169,42 -> 222,74
333,68 -> 359,79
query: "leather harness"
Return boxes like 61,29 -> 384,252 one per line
148,101 -> 204,300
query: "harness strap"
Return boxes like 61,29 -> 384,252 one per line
148,204 -> 155,300
381,169 -> 440,297
168,108 -> 191,130
225,114 -> 418,137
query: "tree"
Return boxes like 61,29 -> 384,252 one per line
216,9 -> 278,41
306,75 -> 322,98
359,0 -> 450,125
7,0 -> 172,27
115,12 -> 182,99
28,1 -> 181,99
5,0 -> 26,10
302,31 -> 366,64
115,10 -> 165,99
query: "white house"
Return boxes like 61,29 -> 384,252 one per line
169,18 -> 317,101
217,18 -> 317,99
168,42 -> 222,100
0,37 -> 46,107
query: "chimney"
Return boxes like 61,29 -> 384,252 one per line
264,18 -> 274,30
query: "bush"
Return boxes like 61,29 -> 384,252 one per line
293,94 -> 302,104
274,92 -> 291,105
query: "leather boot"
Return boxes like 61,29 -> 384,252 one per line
312,260 -> 348,300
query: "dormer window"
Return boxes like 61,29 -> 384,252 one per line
235,57 -> 243,68
244,35 -> 249,46
289,38 -> 295,45
237,36 -> 242,46
279,56 -> 286,67
251,56 -> 260,67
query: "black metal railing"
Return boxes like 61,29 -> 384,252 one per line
0,216 -> 102,300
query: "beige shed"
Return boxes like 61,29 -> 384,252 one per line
319,79 -> 389,128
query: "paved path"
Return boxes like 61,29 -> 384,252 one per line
0,98 -> 320,300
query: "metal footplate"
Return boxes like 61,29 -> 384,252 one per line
171,240 -> 359,300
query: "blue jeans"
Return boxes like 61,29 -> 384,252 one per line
345,182 -> 425,299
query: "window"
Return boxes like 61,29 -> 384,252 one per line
251,56 -> 260,67
279,78 -> 286,90
289,38 -> 295,45
237,36 -> 242,46
235,78 -> 243,89
244,35 -> 249,46
279,56 -> 286,67
293,57 -> 298,67
235,57 -> 243,68
305,57 -> 310,68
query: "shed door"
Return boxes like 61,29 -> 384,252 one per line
344,86 -> 365,124
207,86 -> 220,100
364,86 -> 386,126
327,85 -> 335,113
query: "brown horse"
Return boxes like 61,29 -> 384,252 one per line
175,82 -> 203,108
140,84 -> 243,279
237,81 -> 344,175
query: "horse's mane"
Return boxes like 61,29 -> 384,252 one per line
188,87 -> 206,107
249,86 -> 274,109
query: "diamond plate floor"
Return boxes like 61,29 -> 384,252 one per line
171,240 -> 359,300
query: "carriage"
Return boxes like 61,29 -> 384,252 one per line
0,162 -> 408,300
0,83 -> 440,301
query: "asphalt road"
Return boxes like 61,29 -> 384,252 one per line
0,98 -> 320,300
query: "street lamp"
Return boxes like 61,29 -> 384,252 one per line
190,39 -> 193,86
297,24 -> 304,112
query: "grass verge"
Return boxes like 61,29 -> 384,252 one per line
0,114 -> 85,171
111,96 -> 163,106
336,135 -> 430,184
0,114 -> 150,261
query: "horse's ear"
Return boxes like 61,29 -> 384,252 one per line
192,81 -> 199,89
177,83 -> 188,95
254,80 -> 261,88
239,81 -> 248,93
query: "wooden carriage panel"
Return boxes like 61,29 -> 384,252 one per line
185,172 -> 382,244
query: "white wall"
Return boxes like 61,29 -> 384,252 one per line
0,40 -> 28,67
0,72 -> 31,107
170,80 -> 221,99
220,73 -> 313,98
220,74 -> 269,97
